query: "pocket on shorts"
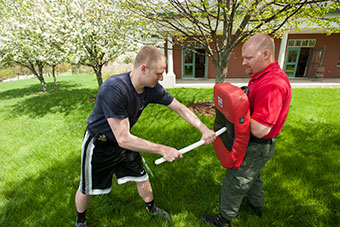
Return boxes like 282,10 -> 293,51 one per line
94,140 -> 118,157
126,150 -> 140,162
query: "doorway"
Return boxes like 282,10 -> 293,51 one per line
283,39 -> 318,77
195,49 -> 206,78
296,48 -> 311,77
182,48 -> 207,79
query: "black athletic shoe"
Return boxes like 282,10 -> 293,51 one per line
200,213 -> 231,227
146,206 -> 172,221
75,221 -> 87,227
243,196 -> 263,217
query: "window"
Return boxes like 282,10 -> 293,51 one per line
309,40 -> 316,47
337,57 -> 340,67
302,40 -> 309,47
287,39 -> 316,47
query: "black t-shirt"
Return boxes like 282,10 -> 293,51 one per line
87,72 -> 174,141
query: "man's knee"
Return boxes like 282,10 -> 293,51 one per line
224,172 -> 254,194
136,179 -> 152,192
136,179 -> 150,186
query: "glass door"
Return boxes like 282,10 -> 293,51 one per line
284,47 -> 301,77
182,48 -> 195,78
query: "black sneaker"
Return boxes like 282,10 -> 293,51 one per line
200,213 -> 231,227
243,196 -> 263,217
75,221 -> 87,227
146,206 -> 172,221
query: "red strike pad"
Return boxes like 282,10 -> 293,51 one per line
213,82 -> 250,169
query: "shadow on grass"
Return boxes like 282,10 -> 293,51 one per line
0,100 -> 219,226
0,81 -> 81,101
0,152 -> 80,226
5,82 -> 98,119
0,147 -> 219,226
256,120 -> 340,227
141,113 -> 340,226
1,118 -> 338,226
0,148 -> 179,226
1,86 -> 339,226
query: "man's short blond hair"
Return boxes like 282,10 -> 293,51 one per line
134,45 -> 167,69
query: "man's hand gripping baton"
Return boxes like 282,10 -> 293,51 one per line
154,127 -> 227,165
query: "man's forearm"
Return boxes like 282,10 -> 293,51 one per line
116,133 -> 167,155
170,100 -> 209,133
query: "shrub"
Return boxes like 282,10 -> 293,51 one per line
0,68 -> 13,78
56,63 -> 71,73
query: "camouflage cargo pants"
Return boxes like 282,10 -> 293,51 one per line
220,139 -> 276,220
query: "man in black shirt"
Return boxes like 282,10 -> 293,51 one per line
75,45 -> 216,227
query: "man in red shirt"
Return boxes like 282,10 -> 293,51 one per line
201,34 -> 292,227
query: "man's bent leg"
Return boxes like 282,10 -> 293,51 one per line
75,189 -> 91,213
75,189 -> 90,226
136,179 -> 171,221
136,179 -> 153,202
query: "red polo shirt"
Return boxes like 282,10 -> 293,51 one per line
247,61 -> 292,139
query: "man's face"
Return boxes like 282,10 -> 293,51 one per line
144,60 -> 166,87
241,45 -> 265,75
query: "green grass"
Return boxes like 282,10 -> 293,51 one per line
0,74 -> 339,226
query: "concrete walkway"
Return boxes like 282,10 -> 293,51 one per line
174,78 -> 340,88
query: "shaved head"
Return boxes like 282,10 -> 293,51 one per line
242,33 -> 275,58
241,33 -> 275,75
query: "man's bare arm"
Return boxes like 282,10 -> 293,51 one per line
107,117 -> 182,162
167,98 -> 216,144
250,118 -> 272,138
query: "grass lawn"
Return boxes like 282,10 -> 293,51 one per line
0,74 -> 339,227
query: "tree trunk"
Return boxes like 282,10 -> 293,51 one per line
94,65 -> 103,87
26,62 -> 48,92
36,74 -> 48,92
215,51 -> 232,84
52,64 -> 57,86
37,64 -> 48,92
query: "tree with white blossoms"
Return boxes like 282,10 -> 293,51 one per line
125,0 -> 340,84
0,0 -> 68,92
0,0 -> 152,90
61,0 -> 150,87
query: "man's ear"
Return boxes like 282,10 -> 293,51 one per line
141,64 -> 147,73
263,50 -> 271,60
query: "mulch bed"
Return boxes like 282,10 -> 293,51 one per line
187,101 -> 215,116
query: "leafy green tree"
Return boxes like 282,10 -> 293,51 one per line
125,0 -> 340,84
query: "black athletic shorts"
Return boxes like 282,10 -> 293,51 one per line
79,131 -> 148,195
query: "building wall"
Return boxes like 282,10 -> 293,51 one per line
171,33 -> 340,79
172,38 -> 281,79
207,42 -> 217,79
173,44 -> 182,79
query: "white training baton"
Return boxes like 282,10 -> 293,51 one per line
154,127 -> 227,165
